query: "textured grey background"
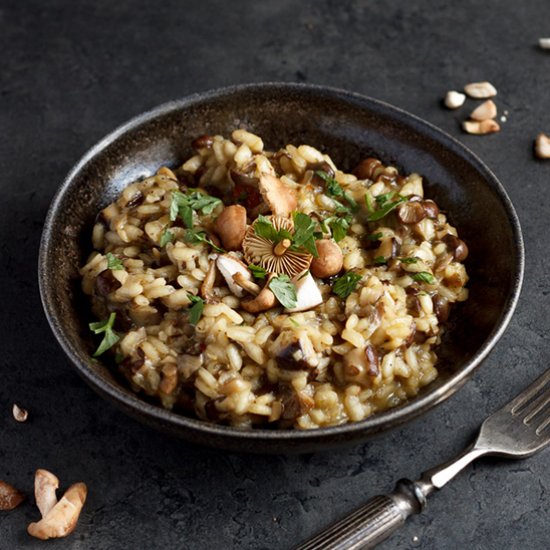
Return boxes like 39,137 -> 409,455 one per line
1,0 -> 549,548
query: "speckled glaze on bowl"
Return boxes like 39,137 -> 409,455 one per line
38,83 -> 524,453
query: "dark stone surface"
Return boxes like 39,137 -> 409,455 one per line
0,0 -> 548,548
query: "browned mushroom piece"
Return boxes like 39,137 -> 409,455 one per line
200,260 -> 218,302
241,274 -> 277,313
191,134 -> 214,150
310,240 -> 344,278
216,254 -> 254,297
442,234 -> 469,261
28,482 -> 87,540
258,173 -> 297,216
35,469 -> 60,518
353,158 -> 383,180
213,205 -> 247,250
242,216 -> 312,278
343,345 -> 380,385
232,272 -> 261,296
422,199 -> 440,219
0,480 -> 25,511
279,385 -> 315,422
274,331 -> 320,370
432,295 -> 451,323
397,200 -> 427,224
375,236 -> 398,262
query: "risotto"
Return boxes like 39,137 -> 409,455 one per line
80,130 -> 469,429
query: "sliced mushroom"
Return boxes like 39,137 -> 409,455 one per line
279,385 -> 315,422
12,403 -> 28,422
353,158 -> 382,180
232,272 -> 261,295
442,234 -> 469,261
397,201 -> 427,224
241,274 -> 277,313
216,254 -> 253,297
432,295 -> 451,322
343,345 -> 380,385
0,480 -> 25,511
35,469 -> 59,518
273,331 -> 320,370
310,240 -> 344,278
28,482 -> 87,540
213,205 -> 247,250
242,216 -> 312,277
200,260 -> 218,302
375,236 -> 398,262
422,199 -> 440,219
285,272 -> 323,313
258,173 -> 297,216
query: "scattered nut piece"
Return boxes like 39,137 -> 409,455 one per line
0,480 -> 25,511
35,469 -> 60,518
28,482 -> 87,540
535,133 -> 550,159
444,91 -> 466,109
12,403 -> 28,422
539,38 -> 550,50
463,81 -> 497,99
469,100 -> 497,121
462,119 -> 501,135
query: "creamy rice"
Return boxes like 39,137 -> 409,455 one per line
80,130 -> 469,429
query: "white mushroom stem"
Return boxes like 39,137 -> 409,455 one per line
28,482 -> 87,540
286,272 -> 323,313
35,469 -> 59,518
273,238 -> 291,256
216,254 -> 253,298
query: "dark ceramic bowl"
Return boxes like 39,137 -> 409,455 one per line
39,83 -> 524,453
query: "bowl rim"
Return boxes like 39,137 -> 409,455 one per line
38,81 -> 525,442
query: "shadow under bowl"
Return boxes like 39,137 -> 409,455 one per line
39,83 -> 524,453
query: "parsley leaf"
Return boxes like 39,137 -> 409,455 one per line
332,272 -> 362,299
268,274 -> 297,309
249,264 -> 268,280
375,192 -> 395,207
320,215 -> 352,243
412,272 -> 436,284
399,257 -> 419,264
373,256 -> 387,265
367,195 -> 406,222
254,215 -> 283,242
315,170 -> 357,211
106,252 -> 123,271
364,191 -> 375,214
291,212 -> 319,257
367,232 -> 384,241
185,229 -> 225,253
187,293 -> 205,325
89,312 -> 119,357
186,190 -> 222,215
159,228 -> 174,247
169,190 -> 222,228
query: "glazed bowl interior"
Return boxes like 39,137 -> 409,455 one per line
39,83 -> 523,453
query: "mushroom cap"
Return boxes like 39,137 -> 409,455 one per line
242,216 -> 312,278
258,173 -> 297,216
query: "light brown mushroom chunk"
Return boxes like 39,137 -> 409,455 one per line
200,260 -> 218,302
213,205 -> 247,250
286,273 -> 323,313
35,469 -> 60,518
258,174 -> 297,217
28,482 -> 87,540
343,345 -> 380,385
0,480 -> 25,511
310,240 -> 343,278
241,274 -> 277,313
12,403 -> 28,422
232,272 -> 261,296
216,254 -> 253,297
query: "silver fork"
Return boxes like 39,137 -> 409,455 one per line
296,368 -> 550,550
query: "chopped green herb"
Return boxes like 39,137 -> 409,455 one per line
332,272 -> 363,299
114,353 -> 124,364
375,191 -> 395,207
159,228 -> 174,247
187,293 -> 205,325
89,312 -> 119,357
320,215 -> 352,243
367,195 -> 406,222
106,252 -> 123,271
291,212 -> 319,257
268,274 -> 297,309
364,191 -> 375,214
254,215 -> 290,243
315,170 -> 357,211
399,257 -> 419,264
289,318 -> 301,327
367,232 -> 384,241
169,190 -> 222,228
249,264 -> 268,280
186,190 -> 222,215
185,229 -> 225,253
373,256 -> 387,265
412,271 -> 436,284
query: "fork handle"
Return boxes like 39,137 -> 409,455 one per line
294,479 -> 426,550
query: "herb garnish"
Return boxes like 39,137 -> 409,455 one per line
399,257 -> 419,264
170,190 -> 222,228
106,252 -> 123,271
249,264 -> 268,280
89,312 -> 119,357
268,274 -> 298,309
185,229 -> 225,253
367,232 -> 384,241
412,271 -> 436,284
365,191 -> 375,215
367,194 -> 407,222
320,215 -> 353,242
373,256 -> 387,265
315,170 -> 358,212
187,294 -> 205,325
254,215 -> 293,243
159,229 -> 174,247
332,272 -> 363,299
290,212 -> 319,257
